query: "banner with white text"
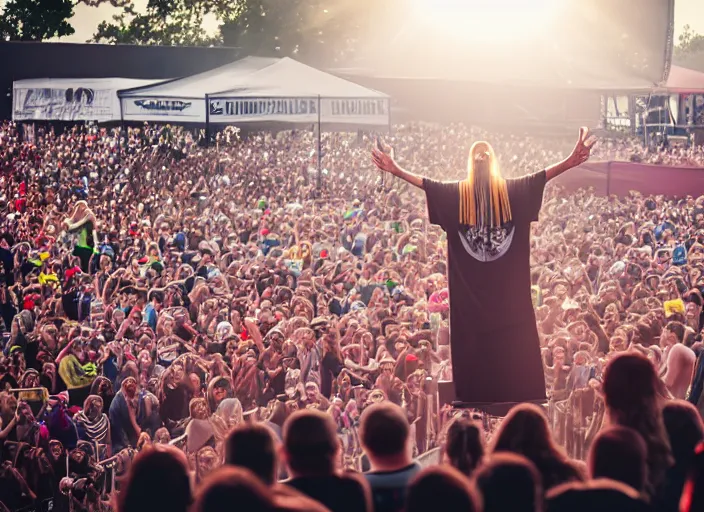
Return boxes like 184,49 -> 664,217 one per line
207,97 -> 390,126
120,97 -> 206,123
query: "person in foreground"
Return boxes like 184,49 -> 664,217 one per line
192,466 -> 275,512
546,426 -> 652,512
475,453 -> 543,512
224,422 -> 328,511
405,465 -> 480,512
490,403 -> 584,493
602,353 -> 673,500
681,442 -> 704,512
659,401 -> 704,512
443,417 -> 484,478
360,402 -> 422,512
372,128 -> 595,413
115,445 -> 192,512
282,409 -> 371,512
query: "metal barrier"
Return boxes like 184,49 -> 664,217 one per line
416,447 -> 442,469
337,388 -> 440,472
546,386 -> 599,461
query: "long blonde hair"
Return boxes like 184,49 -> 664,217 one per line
459,141 -> 511,227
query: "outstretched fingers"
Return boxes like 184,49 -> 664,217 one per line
579,126 -> 589,142
371,150 -> 385,169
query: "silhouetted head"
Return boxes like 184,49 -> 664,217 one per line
192,467 -> 274,512
589,426 -> 647,492
662,400 -> 704,467
475,453 -> 542,512
225,423 -> 278,485
444,418 -> 484,477
407,465 -> 480,512
117,445 -> 192,512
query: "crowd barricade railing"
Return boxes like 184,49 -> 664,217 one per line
424,389 -> 436,453
432,385 -> 597,461
334,387 -> 439,471
553,160 -> 704,198
415,447 -> 442,469
571,387 -> 596,460
553,397 -> 569,448
545,385 -> 598,461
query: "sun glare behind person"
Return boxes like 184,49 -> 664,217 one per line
411,0 -> 561,44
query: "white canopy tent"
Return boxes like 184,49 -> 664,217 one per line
118,56 -> 389,188
13,77 -> 160,122
205,58 -> 390,188
119,56 -> 277,124
119,57 -> 390,129
207,57 -> 390,129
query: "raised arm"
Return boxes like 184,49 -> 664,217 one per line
371,144 -> 425,189
545,127 -> 596,182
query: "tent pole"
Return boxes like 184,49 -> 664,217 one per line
317,95 -> 322,190
387,98 -> 392,135
205,94 -> 211,148
118,95 -> 125,156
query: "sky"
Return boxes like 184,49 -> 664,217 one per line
17,0 -> 704,44
66,0 -> 220,42
674,0 -> 704,41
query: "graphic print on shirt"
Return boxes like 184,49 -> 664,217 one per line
458,221 -> 515,262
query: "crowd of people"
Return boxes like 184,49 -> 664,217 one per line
0,119 -> 702,511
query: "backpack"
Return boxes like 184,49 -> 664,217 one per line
173,232 -> 187,252
78,292 -> 92,323
101,243 -> 115,259
673,244 -> 687,266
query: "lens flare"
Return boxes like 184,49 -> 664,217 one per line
411,0 -> 561,44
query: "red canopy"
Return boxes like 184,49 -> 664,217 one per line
665,65 -> 704,94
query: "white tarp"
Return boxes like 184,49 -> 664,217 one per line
13,77 -> 161,122
119,57 -> 389,128
119,57 -> 277,123
208,58 -> 390,127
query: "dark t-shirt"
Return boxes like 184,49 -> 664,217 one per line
286,474 -> 367,512
654,464 -> 688,512
160,383 -> 191,423
364,462 -> 421,512
321,352 -> 344,397
0,373 -> 18,392
359,284 -> 384,306
547,486 -> 652,512
424,171 -> 547,410
62,290 -> 80,322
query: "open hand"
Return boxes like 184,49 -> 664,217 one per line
566,127 -> 596,168
371,139 -> 399,175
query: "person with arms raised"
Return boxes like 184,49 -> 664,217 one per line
371,128 -> 595,413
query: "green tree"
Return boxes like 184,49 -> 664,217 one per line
91,0 -> 227,46
674,24 -> 704,60
0,0 -> 128,41
220,0 -> 364,61
91,0 -> 369,65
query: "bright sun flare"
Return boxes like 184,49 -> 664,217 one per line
411,0 -> 562,44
